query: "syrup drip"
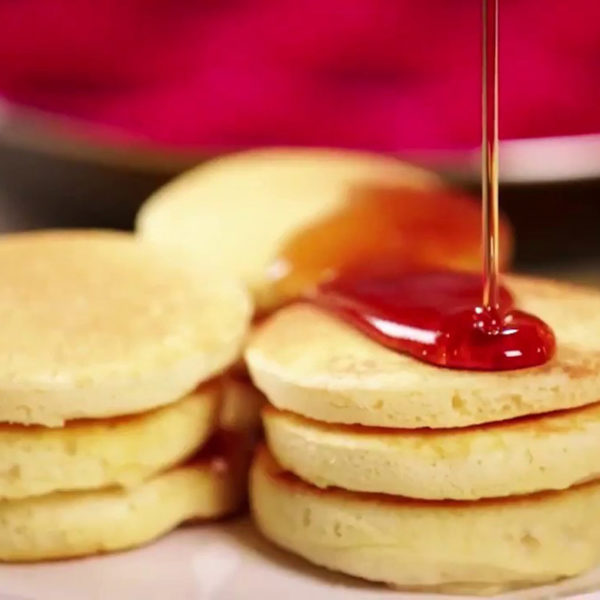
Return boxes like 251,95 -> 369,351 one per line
269,185 -> 512,305
482,0 -> 501,312
305,0 -> 556,371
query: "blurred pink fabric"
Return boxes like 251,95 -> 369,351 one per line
0,0 -> 598,150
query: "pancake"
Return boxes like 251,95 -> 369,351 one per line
0,384 -> 220,500
0,230 -> 251,426
0,432 -> 248,562
252,446 -> 600,593
136,148 -> 438,311
246,276 -> 600,429
263,402 -> 600,500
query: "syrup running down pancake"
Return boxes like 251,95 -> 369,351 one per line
267,186 -> 512,307
136,147 -> 513,312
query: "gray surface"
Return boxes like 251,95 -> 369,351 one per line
0,141 -> 171,232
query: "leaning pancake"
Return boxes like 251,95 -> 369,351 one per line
247,276 -> 600,428
0,230 -> 251,426
252,446 -> 600,592
0,384 -> 220,500
136,148 -> 439,310
264,400 -> 600,500
0,433 -> 247,562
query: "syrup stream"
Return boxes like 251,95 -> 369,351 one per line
482,0 -> 500,311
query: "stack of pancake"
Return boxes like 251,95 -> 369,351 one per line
245,277 -> 600,593
0,230 -> 252,562
138,148 -> 600,593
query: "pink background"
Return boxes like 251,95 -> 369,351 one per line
0,0 -> 598,151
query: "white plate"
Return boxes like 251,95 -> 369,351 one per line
1,518 -> 599,600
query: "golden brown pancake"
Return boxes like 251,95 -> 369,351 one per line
263,402 -> 600,500
0,432 -> 248,562
0,230 -> 251,426
246,276 -> 600,428
0,385 -> 220,499
251,446 -> 600,593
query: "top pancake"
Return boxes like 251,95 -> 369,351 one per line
0,230 -> 251,426
136,148 -> 438,311
246,276 -> 600,428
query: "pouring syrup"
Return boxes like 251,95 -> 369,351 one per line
308,0 -> 555,371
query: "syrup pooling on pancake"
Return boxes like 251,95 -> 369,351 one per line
313,272 -> 556,371
266,186 -> 512,305
265,183 -> 553,370
271,0 -> 555,372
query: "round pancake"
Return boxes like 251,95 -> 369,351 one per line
0,432 -> 247,562
0,230 -> 251,426
263,402 -> 600,500
252,446 -> 600,592
136,148 -> 438,310
247,276 -> 600,428
0,385 -> 220,500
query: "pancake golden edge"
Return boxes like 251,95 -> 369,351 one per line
0,230 -> 251,426
252,446 -> 600,593
0,433 -> 248,562
247,276 -> 600,428
264,401 -> 600,500
135,147 -> 440,311
0,385 -> 220,500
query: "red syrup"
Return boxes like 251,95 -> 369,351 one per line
312,271 -> 555,370
306,0 -> 556,372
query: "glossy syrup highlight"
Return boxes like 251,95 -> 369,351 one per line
314,272 -> 555,370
